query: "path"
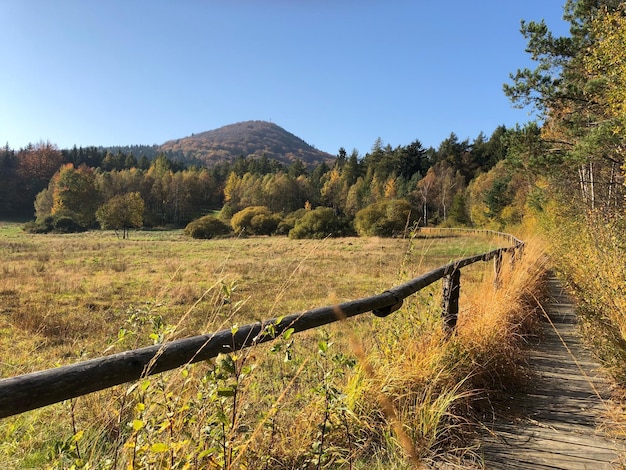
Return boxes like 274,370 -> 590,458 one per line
481,276 -> 625,469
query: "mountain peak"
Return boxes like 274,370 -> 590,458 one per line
159,120 -> 333,167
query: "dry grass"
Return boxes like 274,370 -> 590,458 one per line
540,212 -> 626,440
0,223 -> 547,468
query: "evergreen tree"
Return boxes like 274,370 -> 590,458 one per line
504,0 -> 625,212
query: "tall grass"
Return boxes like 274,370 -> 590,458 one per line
0,226 -> 548,468
538,209 -> 626,441
343,233 -> 548,468
540,211 -> 626,385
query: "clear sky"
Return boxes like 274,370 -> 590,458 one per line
0,1 -> 571,155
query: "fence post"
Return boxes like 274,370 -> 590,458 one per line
509,246 -> 519,271
493,251 -> 503,289
442,269 -> 461,332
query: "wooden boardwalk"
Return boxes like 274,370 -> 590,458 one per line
481,276 -> 625,469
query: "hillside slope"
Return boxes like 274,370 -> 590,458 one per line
159,120 -> 334,167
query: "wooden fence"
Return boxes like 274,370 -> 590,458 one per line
0,228 -> 523,419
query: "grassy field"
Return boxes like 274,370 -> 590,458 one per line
0,223 -> 546,468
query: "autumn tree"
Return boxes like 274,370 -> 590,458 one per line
320,168 -> 348,213
432,165 -> 465,222
50,164 -> 99,228
16,141 -> 64,213
504,0 -> 625,213
96,192 -> 145,239
415,167 -> 437,225
583,7 -> 626,209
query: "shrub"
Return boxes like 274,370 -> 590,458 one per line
289,207 -> 354,239
23,214 -> 86,234
354,199 -> 416,237
231,206 -> 280,235
53,216 -> 86,233
184,215 -> 232,239
275,208 -> 307,235
218,203 -> 237,221
250,213 -> 281,235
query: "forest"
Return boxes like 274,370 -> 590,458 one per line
0,124 -> 516,238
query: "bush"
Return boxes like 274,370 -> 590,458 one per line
218,203 -> 237,221
289,207 -> 354,239
231,206 -> 280,235
354,199 -> 416,237
53,216 -> 86,233
23,214 -> 86,234
275,208 -> 307,235
184,215 -> 232,239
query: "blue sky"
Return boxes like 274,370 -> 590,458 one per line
0,1 -> 570,155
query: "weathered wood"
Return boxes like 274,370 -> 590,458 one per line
441,269 -> 460,331
493,250 -> 503,289
0,229 -> 523,419
481,276 -> 626,469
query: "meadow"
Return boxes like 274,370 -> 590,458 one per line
0,223 -> 547,468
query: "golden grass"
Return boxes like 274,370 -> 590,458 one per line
0,224 -> 547,468
539,211 -> 626,440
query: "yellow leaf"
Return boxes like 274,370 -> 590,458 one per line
150,442 -> 169,453
132,419 -> 144,431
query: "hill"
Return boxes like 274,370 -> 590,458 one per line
158,120 -> 334,167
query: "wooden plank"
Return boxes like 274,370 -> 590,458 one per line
481,276 -> 626,469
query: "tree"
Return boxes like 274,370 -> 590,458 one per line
504,0 -> 625,213
345,177 -> 369,217
583,8 -> 626,208
16,141 -> 64,213
288,158 -> 307,178
342,148 -> 361,186
397,139 -> 428,180
96,192 -> 145,239
334,147 -> 347,169
50,164 -> 99,228
448,193 -> 470,225
415,167 -> 437,225
0,145 -> 21,217
320,168 -> 347,213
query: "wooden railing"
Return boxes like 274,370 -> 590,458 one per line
0,228 -> 523,419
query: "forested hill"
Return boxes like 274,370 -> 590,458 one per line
158,120 -> 334,167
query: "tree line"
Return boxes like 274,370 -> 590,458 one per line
0,124 -> 527,237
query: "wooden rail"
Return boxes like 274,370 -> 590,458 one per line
0,229 -> 523,419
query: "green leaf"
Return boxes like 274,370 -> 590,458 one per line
216,353 -> 236,374
283,327 -> 295,340
217,387 -> 236,397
